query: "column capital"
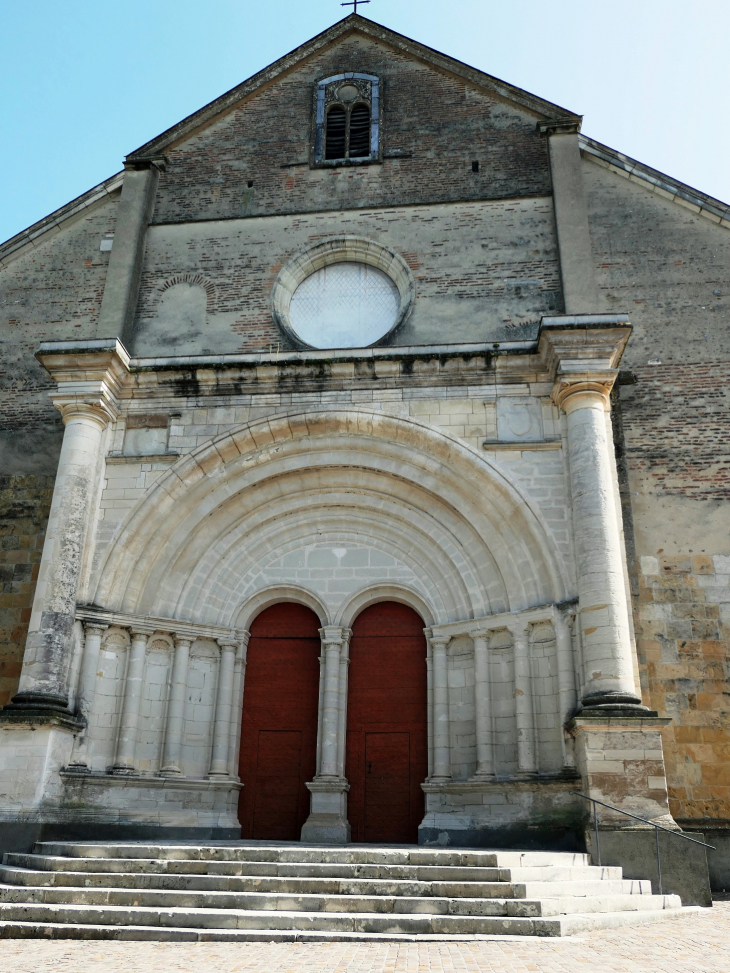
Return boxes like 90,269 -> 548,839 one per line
172,632 -> 195,647
37,338 -> 131,427
507,617 -> 531,639
468,628 -> 490,641
551,368 -> 618,413
82,621 -> 109,637
428,634 -> 451,648
216,637 -> 238,652
319,626 -> 349,646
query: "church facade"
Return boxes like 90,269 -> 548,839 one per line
1,16 -> 728,887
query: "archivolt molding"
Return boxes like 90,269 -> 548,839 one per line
234,585 -> 331,631
93,409 -> 570,625
336,584 -> 436,629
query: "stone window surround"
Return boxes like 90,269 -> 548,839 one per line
271,236 -> 415,351
312,73 -> 381,166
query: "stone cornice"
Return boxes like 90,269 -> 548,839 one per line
75,605 -> 245,645
431,599 -> 577,640
538,316 -> 632,376
537,116 -> 583,136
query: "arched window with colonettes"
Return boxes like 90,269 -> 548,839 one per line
313,73 -> 380,165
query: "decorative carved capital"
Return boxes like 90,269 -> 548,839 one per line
53,397 -> 120,427
551,370 -> 618,412
319,626 -> 349,647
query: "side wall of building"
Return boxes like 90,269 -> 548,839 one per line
585,158 -> 730,831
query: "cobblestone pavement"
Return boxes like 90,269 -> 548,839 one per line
1,904 -> 729,973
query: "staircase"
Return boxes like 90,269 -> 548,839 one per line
0,841 -> 700,941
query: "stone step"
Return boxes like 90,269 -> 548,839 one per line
6,853 -> 620,884
0,865 -> 653,900
0,901 -> 691,938
0,882 -> 680,918
31,842 -> 592,868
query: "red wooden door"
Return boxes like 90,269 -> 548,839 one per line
237,603 -> 321,840
346,602 -> 428,843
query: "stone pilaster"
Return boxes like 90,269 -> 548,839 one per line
96,159 -> 164,345
538,117 -> 601,313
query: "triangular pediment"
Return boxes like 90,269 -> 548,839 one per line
127,14 -> 578,161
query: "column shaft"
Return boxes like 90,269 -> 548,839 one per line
160,634 -> 193,776
512,623 -> 537,774
318,629 -> 343,778
209,641 -> 237,777
563,390 -> 639,707
67,622 -> 108,769
471,632 -> 494,777
336,635 -> 350,778
227,634 -> 249,777
430,636 -> 451,780
114,629 -> 149,772
554,611 -> 577,767
426,639 -> 434,778
13,407 -> 109,711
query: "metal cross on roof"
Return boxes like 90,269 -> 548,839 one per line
341,0 -> 370,13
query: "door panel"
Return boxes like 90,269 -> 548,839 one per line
346,602 -> 428,843
365,732 -> 411,842
238,603 -> 320,840
252,730 -> 302,839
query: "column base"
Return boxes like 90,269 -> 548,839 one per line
1,692 -> 82,730
579,691 -> 657,717
301,777 -> 350,844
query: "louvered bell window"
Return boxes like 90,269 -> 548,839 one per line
325,103 -> 372,161
314,74 -> 380,165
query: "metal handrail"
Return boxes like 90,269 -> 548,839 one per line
571,791 -> 715,897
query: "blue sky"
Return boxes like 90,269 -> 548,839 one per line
2,0 -> 728,243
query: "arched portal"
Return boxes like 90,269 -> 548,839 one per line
237,603 -> 321,839
346,602 -> 428,843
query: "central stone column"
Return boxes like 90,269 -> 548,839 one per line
301,625 -> 351,843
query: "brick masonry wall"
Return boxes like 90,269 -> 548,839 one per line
636,555 -> 730,825
620,361 -> 730,502
133,199 -> 562,356
152,34 -> 551,225
0,475 -> 54,706
0,200 -> 118,470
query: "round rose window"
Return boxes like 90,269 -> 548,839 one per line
288,262 -> 400,349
